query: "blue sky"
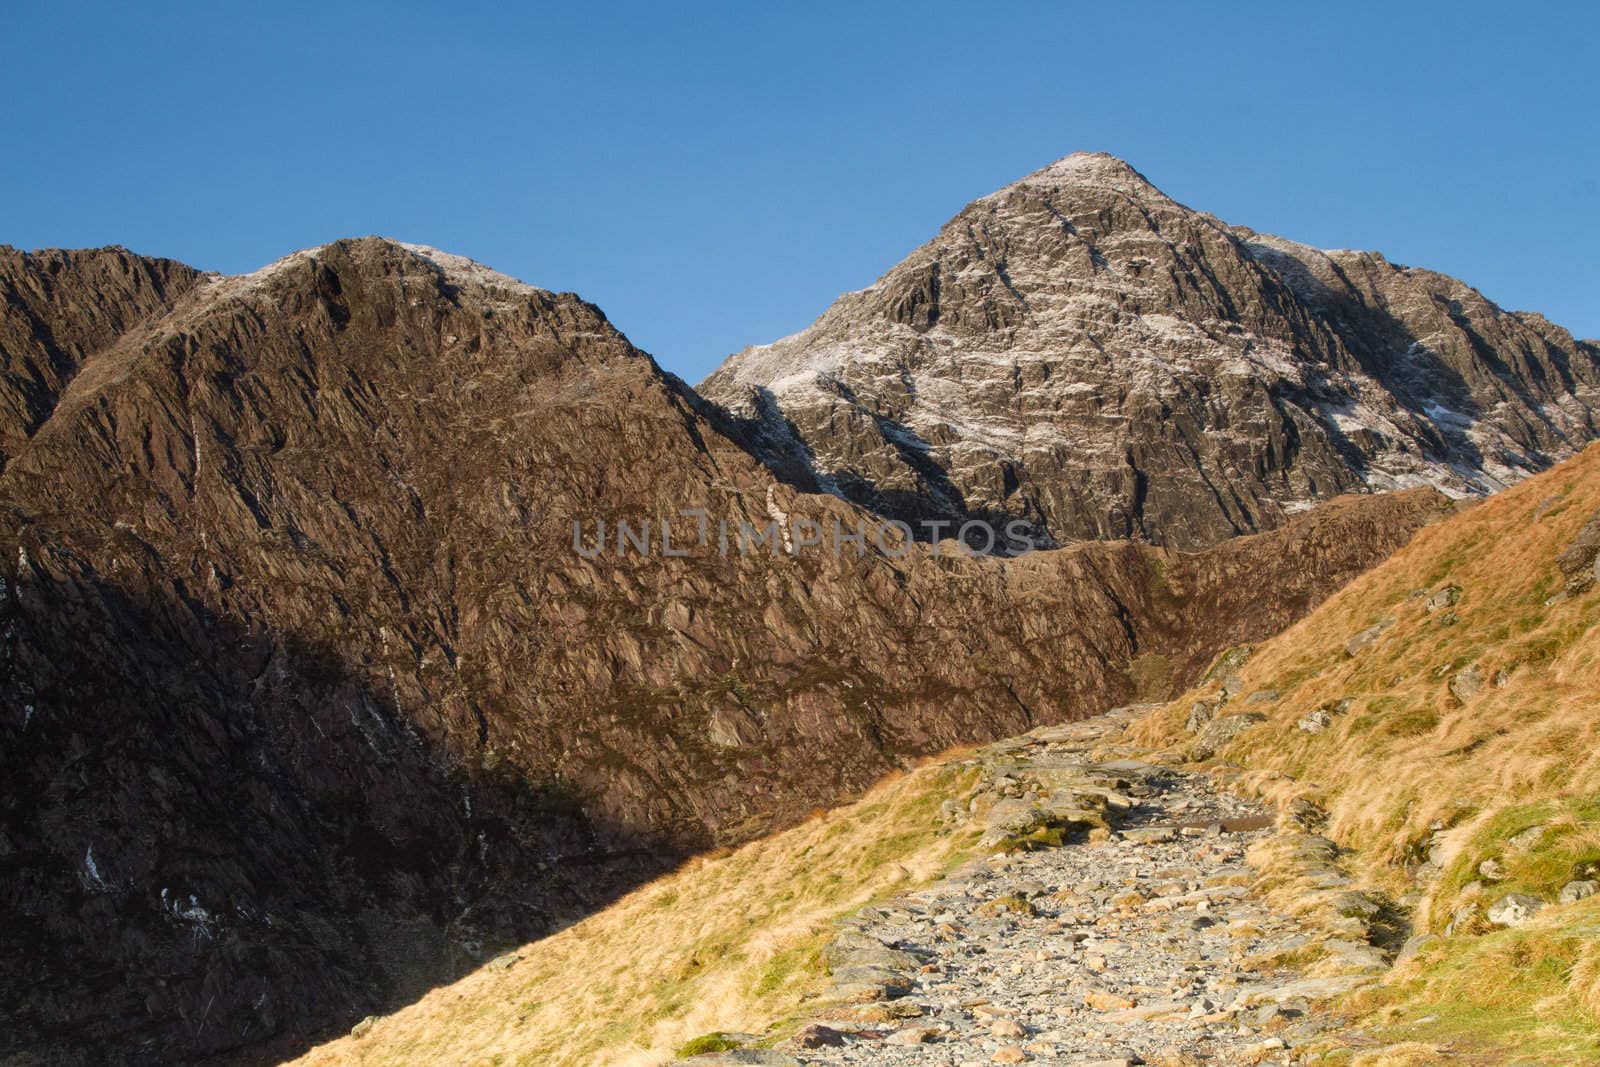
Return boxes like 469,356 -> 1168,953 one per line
3,2 -> 1595,381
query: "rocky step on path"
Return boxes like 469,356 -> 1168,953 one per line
685,708 -> 1379,1067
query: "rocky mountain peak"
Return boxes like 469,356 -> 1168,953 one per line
980,149 -> 1167,202
702,156 -> 1600,549
199,237 -> 552,310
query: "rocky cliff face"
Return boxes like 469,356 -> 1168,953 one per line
701,153 -> 1600,549
0,238 -> 1446,1064
0,246 -> 202,469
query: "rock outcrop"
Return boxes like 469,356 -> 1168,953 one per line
702,153 -> 1600,549
0,238 -> 1445,1064
0,245 -> 203,469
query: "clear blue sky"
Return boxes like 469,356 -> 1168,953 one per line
4,2 -> 1595,381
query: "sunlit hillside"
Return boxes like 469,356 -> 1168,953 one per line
1130,442 -> 1600,1061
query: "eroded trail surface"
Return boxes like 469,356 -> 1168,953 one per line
756,711 -> 1367,1067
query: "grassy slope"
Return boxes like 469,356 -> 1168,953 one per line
291,759 -> 982,1067
1129,443 -> 1600,1063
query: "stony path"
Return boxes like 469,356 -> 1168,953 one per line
706,710 -> 1377,1067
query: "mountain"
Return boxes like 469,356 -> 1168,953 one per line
701,153 -> 1600,550
0,238 -> 1443,1064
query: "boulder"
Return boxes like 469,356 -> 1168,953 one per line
1507,825 -> 1547,852
1297,710 -> 1333,733
885,1026 -> 939,1045
1084,990 -> 1137,1011
1186,700 -> 1218,733
1231,974 -> 1374,1005
1557,507 -> 1600,596
1206,645 -> 1255,681
788,1023 -> 846,1049
1324,891 -> 1383,920
1425,585 -> 1461,613
1123,827 -> 1178,844
1193,712 -> 1265,758
1559,880 -> 1598,904
1344,619 -> 1394,657
1394,933 -> 1440,966
828,964 -> 915,993
1487,893 -> 1544,927
1449,665 -> 1485,703
984,799 -> 1053,834
824,930 -> 924,972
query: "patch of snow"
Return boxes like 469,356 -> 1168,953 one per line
1421,400 -> 1472,429
82,845 -> 106,891
980,151 -> 1165,203
207,246 -> 324,298
179,896 -> 213,925
207,241 -> 544,304
1137,313 -> 1203,345
763,486 -> 794,553
397,242 -> 542,296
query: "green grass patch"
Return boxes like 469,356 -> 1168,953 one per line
676,1032 -> 744,1056
1335,916 -> 1600,1063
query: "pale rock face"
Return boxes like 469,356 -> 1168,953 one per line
702,152 -> 1600,549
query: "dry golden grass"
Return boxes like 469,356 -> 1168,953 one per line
1130,442 -> 1600,1060
289,759 -> 981,1067
1131,445 -> 1600,900
1570,938 -> 1600,1020
1319,898 -> 1600,1063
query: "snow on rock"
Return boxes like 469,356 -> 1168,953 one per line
206,240 -> 546,305
397,242 -> 543,297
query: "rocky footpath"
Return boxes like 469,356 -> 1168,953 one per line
683,709 -> 1389,1066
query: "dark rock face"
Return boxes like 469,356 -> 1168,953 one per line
0,246 -> 202,470
701,153 -> 1600,550
0,238 -> 1446,1064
